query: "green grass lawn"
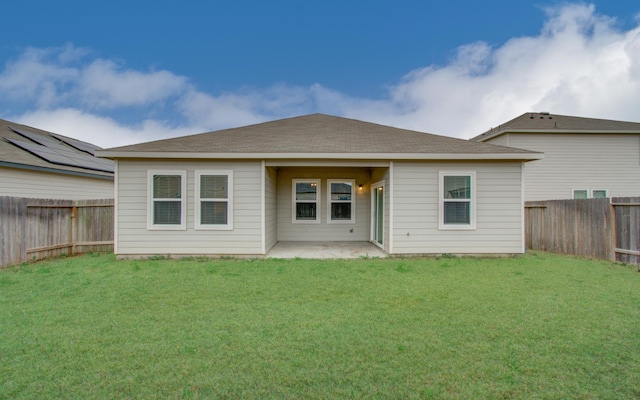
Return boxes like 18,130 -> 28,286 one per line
1,252 -> 639,399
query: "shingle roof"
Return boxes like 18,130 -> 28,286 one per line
472,112 -> 640,142
99,114 -> 539,160
0,118 -> 113,178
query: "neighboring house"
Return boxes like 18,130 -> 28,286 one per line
0,118 -> 114,199
97,114 -> 542,257
472,112 -> 640,201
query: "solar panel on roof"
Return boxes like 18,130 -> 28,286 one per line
11,127 -> 65,149
9,127 -> 114,173
51,133 -> 102,155
5,135 -> 114,173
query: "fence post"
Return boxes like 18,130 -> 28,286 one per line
609,202 -> 616,262
71,204 -> 78,256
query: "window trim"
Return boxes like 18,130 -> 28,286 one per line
327,179 -> 356,224
591,189 -> 609,199
292,179 -> 321,224
572,189 -> 588,199
439,171 -> 476,230
147,170 -> 187,230
572,188 -> 609,199
195,170 -> 233,230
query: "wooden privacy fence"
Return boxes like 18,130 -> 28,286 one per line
1,197 -> 114,268
525,197 -> 640,265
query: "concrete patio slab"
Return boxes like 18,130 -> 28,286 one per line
267,241 -> 387,259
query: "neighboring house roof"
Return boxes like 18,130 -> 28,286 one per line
0,118 -> 113,179
98,114 -> 542,161
472,112 -> 640,142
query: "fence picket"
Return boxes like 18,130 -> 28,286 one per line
1,197 -> 114,267
525,197 -> 640,265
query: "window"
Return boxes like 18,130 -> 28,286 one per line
148,171 -> 186,230
572,189 -> 609,199
573,189 -> 588,199
196,171 -> 233,230
328,179 -> 355,223
292,179 -> 320,223
439,171 -> 476,230
592,189 -> 608,199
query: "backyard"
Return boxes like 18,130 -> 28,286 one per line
1,252 -> 639,399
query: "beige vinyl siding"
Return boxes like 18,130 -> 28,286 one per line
391,161 -> 524,254
493,133 -> 640,201
276,167 -> 370,241
264,166 -> 278,251
0,167 -> 113,199
483,134 -> 509,146
116,160 -> 263,256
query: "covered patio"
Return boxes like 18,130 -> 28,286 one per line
267,241 -> 387,259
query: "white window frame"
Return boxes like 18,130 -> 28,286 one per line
591,189 -> 609,199
572,189 -> 609,199
572,189 -> 588,199
439,171 -> 476,230
327,179 -> 356,224
147,170 -> 187,230
292,179 -> 321,223
195,170 -> 233,230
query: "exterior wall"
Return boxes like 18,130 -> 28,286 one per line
485,133 -> 640,201
391,161 -> 524,254
0,166 -> 113,199
276,167 -> 370,241
114,159 -> 527,256
264,166 -> 278,252
483,134 -> 509,146
116,160 -> 263,256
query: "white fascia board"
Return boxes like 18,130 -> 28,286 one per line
475,129 -> 640,142
96,151 -> 543,161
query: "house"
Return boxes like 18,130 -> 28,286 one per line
472,112 -> 640,201
0,118 -> 114,199
96,114 -> 542,257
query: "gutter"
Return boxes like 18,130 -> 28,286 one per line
0,161 -> 114,181
96,151 -> 543,162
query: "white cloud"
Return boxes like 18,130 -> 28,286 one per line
353,3 -> 640,137
79,59 -> 188,108
15,108 -> 194,148
3,3 -> 640,147
0,45 -> 79,107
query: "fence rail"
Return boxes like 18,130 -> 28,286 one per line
1,197 -> 114,268
525,197 -> 640,266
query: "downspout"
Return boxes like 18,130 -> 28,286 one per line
389,161 -> 394,254
261,160 -> 266,255
113,160 -> 119,255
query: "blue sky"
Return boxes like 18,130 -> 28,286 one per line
1,1 -> 640,146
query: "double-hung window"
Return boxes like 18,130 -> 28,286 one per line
293,179 -> 320,223
328,179 -> 355,223
439,171 -> 476,230
148,170 -> 187,230
196,171 -> 233,230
